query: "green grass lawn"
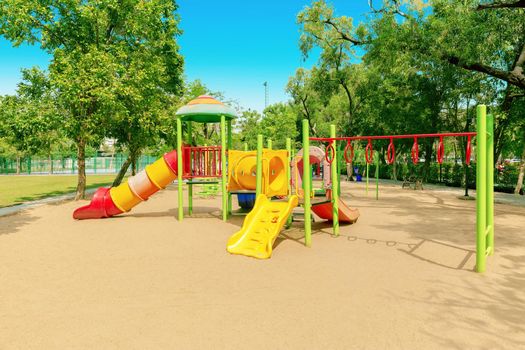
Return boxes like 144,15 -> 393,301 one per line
0,175 -> 118,207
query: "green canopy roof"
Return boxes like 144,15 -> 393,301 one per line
175,95 -> 237,123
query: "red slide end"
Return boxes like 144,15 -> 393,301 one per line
73,187 -> 123,220
311,199 -> 360,224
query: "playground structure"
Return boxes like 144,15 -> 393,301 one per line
73,96 -> 494,272
307,105 -> 494,273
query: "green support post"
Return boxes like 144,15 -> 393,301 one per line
50,155 -> 53,174
286,138 -> 293,227
303,119 -> 312,247
476,105 -> 487,273
366,162 -> 369,196
187,121 -> 193,215
71,157 -> 75,174
244,142 -> 248,152
286,138 -> 292,196
227,120 -> 233,215
267,139 -> 272,150
27,157 -> 31,175
221,116 -> 228,221
177,117 -> 184,221
256,135 -> 263,198
93,153 -> 97,174
487,113 -> 494,255
375,152 -> 379,200
330,125 -> 339,236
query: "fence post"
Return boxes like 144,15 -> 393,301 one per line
27,157 -> 31,175
94,153 -> 97,174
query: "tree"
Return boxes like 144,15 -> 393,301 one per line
0,0 -> 184,199
297,0 -> 525,192
260,103 -> 299,149
0,68 -> 62,173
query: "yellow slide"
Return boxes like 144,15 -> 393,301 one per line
227,194 -> 299,259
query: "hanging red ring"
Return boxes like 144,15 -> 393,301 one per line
325,142 -> 335,165
387,138 -> 395,164
365,139 -> 374,164
466,135 -> 472,165
344,141 -> 354,163
411,137 -> 419,164
437,136 -> 444,164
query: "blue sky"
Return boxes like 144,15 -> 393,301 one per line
0,1 -> 369,111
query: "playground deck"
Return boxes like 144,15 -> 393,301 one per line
0,181 -> 524,349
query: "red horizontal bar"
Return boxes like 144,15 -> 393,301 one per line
310,132 -> 477,142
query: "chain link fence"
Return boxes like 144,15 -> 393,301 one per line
0,154 -> 158,175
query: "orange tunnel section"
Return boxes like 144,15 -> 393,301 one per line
73,150 -> 178,220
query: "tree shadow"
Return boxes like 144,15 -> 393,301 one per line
0,211 -> 39,236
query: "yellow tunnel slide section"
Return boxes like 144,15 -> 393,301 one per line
110,153 -> 178,213
227,149 -> 288,197
227,194 -> 299,259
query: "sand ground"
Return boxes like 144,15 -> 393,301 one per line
1,181 -> 524,349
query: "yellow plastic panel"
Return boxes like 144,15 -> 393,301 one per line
264,150 -> 288,197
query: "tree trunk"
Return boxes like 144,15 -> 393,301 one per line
112,155 -> 132,187
48,153 -> 53,175
514,134 -> 525,195
75,138 -> 86,200
131,149 -> 141,176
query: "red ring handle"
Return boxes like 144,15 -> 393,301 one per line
344,141 -> 354,163
365,139 -> 373,164
325,143 -> 335,164
437,137 -> 444,164
411,137 -> 419,164
466,135 -> 472,165
387,138 -> 395,164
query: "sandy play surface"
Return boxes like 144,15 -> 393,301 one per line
1,181 -> 524,349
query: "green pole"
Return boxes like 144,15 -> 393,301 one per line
286,138 -> 292,196
267,139 -> 272,150
50,155 -> 53,174
177,117 -> 184,221
227,120 -> 233,215
476,105 -> 487,273
286,137 -> 293,227
187,121 -> 193,215
256,135 -> 263,198
221,116 -> 228,221
71,156 -> 75,174
93,153 -> 97,174
375,152 -> 379,200
330,125 -> 339,236
486,113 -> 494,255
303,119 -> 312,247
28,157 -> 31,175
244,142 -> 248,152
366,162 -> 369,196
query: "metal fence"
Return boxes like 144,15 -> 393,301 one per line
0,154 -> 158,175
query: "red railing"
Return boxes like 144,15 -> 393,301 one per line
311,132 -> 477,165
182,146 -> 222,178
